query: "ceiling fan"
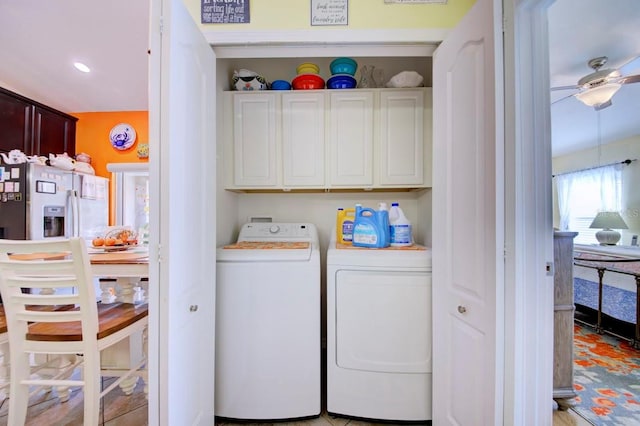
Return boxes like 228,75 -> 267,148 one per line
551,55 -> 640,110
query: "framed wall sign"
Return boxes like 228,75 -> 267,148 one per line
311,0 -> 348,26
202,0 -> 250,24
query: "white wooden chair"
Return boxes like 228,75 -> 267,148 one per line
0,237 -> 148,425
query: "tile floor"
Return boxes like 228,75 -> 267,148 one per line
0,382 -> 589,426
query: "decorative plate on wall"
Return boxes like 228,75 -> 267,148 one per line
109,123 -> 137,151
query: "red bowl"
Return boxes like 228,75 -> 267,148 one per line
292,73 -> 325,90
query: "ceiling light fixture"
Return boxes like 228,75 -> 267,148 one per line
575,82 -> 621,108
73,62 -> 91,73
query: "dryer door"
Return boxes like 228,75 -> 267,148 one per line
335,270 -> 432,373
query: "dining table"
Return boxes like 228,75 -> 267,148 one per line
88,248 -> 149,304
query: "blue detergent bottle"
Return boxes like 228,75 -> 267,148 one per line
352,204 -> 390,248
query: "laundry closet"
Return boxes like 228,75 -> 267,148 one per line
213,50 -> 435,421
214,53 -> 435,252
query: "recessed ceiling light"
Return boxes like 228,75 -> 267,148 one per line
73,62 -> 91,73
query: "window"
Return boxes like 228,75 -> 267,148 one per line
555,163 -> 623,244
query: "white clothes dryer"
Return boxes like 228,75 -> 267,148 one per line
327,235 -> 432,421
215,223 -> 321,421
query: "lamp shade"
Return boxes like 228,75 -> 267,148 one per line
575,83 -> 622,107
589,211 -> 628,245
589,211 -> 628,230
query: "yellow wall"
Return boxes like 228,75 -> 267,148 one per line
71,111 -> 149,225
186,0 -> 474,31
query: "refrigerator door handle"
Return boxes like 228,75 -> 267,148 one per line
69,189 -> 80,238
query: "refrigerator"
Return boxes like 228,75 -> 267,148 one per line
0,163 -> 109,241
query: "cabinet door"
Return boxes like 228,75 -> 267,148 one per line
233,93 -> 278,187
328,91 -> 374,187
0,90 -> 31,154
33,106 -> 77,156
379,89 -> 425,186
282,92 -> 325,187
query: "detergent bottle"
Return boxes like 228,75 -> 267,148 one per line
336,207 -> 356,244
352,204 -> 390,248
389,202 -> 413,247
378,202 -> 391,246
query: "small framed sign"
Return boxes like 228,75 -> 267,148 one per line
202,0 -> 250,24
311,0 -> 348,26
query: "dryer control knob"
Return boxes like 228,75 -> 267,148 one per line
269,225 -> 280,234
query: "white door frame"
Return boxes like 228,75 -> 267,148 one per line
146,1 -> 556,421
503,0 -> 555,423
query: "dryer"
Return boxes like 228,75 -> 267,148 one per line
327,235 -> 432,421
215,223 -> 320,420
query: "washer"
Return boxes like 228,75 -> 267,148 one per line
215,223 -> 320,420
327,234 -> 432,421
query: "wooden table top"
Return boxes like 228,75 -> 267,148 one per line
9,251 -> 148,264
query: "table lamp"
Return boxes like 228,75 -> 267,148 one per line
589,211 -> 628,245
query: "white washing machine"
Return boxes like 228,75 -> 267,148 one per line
215,223 -> 320,420
327,234 -> 432,421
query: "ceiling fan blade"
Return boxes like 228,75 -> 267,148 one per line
550,84 -> 579,92
618,55 -> 640,76
551,92 -> 576,105
619,74 -> 640,85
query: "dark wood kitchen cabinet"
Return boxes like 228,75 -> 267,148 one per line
32,105 -> 76,156
0,89 -> 32,154
0,87 -> 77,157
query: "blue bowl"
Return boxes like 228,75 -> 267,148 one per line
330,57 -> 358,76
271,79 -> 291,90
327,74 -> 357,89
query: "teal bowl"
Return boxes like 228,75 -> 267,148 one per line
330,57 -> 358,76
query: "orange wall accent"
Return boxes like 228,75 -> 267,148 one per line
71,111 -> 149,225
71,111 -> 149,178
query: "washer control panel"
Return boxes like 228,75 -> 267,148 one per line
238,223 -> 318,243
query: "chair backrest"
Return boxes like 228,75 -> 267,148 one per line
0,238 -> 98,348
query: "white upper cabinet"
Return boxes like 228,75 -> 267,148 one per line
282,92 -> 326,188
378,89 -> 430,187
232,93 -> 278,187
224,88 -> 431,191
328,91 -> 374,187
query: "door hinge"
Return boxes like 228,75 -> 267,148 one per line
159,16 -> 164,35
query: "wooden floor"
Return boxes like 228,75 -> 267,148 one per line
0,376 -> 148,426
553,408 -> 592,426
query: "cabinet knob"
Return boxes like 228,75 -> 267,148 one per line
189,305 -> 198,312
457,305 -> 467,314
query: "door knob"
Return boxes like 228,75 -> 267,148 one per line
457,305 -> 467,314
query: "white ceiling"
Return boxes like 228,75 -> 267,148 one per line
0,0 -> 149,113
0,0 -> 638,157
548,0 -> 640,157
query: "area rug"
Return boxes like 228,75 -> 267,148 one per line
572,323 -> 640,425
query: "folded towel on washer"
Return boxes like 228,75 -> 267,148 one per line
336,242 -> 428,250
223,241 -> 310,250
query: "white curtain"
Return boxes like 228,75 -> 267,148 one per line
555,163 -> 623,231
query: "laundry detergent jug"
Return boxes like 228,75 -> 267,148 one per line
352,204 -> 390,248
336,207 -> 356,244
